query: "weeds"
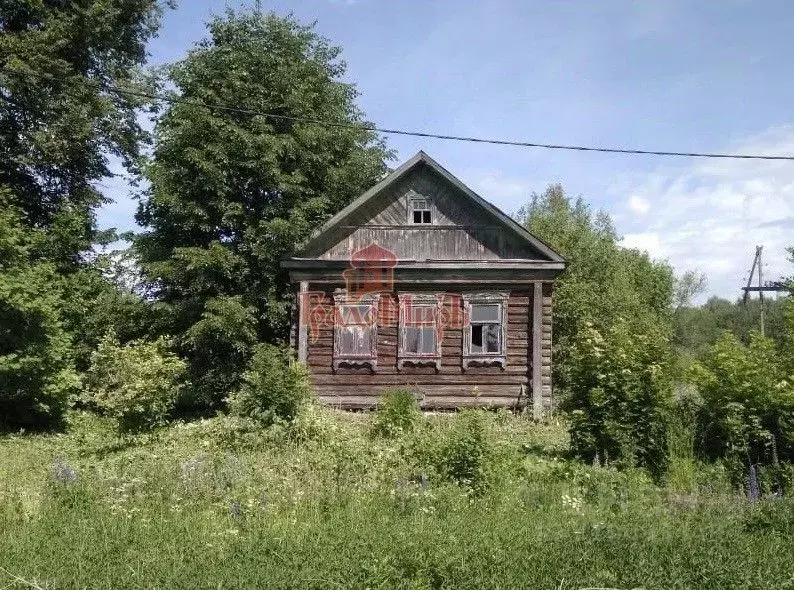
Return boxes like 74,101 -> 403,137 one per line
1,408 -> 792,589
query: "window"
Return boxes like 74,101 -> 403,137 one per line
333,292 -> 378,370
462,293 -> 508,369
398,293 -> 441,371
410,198 -> 432,224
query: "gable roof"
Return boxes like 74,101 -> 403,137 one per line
298,151 -> 565,263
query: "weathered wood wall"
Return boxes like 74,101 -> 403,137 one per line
307,165 -> 548,262
303,287 -> 553,410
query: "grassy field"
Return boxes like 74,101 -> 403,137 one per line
1,407 -> 793,589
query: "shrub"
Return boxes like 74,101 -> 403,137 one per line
87,332 -> 186,433
372,389 -> 422,438
564,319 -> 673,479
433,410 -> 492,494
689,331 -> 794,468
227,343 -> 310,426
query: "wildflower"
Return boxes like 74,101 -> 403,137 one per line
231,501 -> 241,518
51,456 -> 78,484
747,464 -> 760,502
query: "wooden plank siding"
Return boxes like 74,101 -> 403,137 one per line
304,288 -> 533,409
314,166 -> 546,262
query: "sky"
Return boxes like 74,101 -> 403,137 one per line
98,0 -> 794,302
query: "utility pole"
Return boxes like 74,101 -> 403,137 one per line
758,246 -> 765,336
741,245 -> 787,336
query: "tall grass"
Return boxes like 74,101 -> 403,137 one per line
1,410 -> 792,589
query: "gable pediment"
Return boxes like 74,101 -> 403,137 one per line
295,152 -> 564,264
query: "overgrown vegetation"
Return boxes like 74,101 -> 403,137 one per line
85,332 -> 187,433
371,388 -> 422,438
134,10 -> 392,412
227,343 -> 310,426
564,320 -> 672,478
2,410 -> 793,589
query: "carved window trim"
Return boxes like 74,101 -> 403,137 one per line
332,291 -> 379,371
406,192 -> 434,225
462,292 -> 509,370
397,293 -> 442,372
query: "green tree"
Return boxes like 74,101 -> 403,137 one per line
1,0 -> 170,267
565,319 -> 673,478
518,185 -> 675,390
0,193 -> 79,431
1,1 -> 170,427
135,10 -> 391,411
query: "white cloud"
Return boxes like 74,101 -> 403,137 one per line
614,126 -> 794,301
622,231 -> 662,258
627,195 -> 651,215
473,173 -> 529,200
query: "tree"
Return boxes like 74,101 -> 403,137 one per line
518,186 -> 675,476
0,0 -> 170,267
0,1 -> 170,428
518,185 -> 675,390
673,270 -> 707,309
565,319 -> 673,478
0,192 -> 79,431
135,10 -> 391,411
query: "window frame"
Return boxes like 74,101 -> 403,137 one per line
397,293 -> 442,371
332,291 -> 379,371
462,292 -> 509,370
407,194 -> 434,225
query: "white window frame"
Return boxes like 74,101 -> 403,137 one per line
397,293 -> 442,371
332,291 -> 379,371
462,292 -> 508,370
407,195 -> 434,225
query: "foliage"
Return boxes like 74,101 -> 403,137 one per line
2,412 -> 794,589
0,0 -> 169,268
689,331 -> 794,469
135,10 -> 391,411
564,320 -> 673,478
518,185 -> 675,393
181,296 -> 259,412
371,388 -> 422,438
432,410 -> 493,493
674,296 -> 789,360
86,332 -> 186,433
227,344 -> 310,427
0,196 -> 79,431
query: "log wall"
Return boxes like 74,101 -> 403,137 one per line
302,286 -> 553,410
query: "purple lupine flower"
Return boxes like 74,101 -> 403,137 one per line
51,456 -> 78,484
231,501 -> 241,518
748,464 -> 760,502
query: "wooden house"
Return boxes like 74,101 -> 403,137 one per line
282,151 -> 565,415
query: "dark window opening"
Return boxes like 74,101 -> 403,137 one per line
410,198 -> 432,224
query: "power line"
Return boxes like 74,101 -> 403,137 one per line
14,74 -> 794,161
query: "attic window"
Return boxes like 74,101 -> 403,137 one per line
410,198 -> 432,224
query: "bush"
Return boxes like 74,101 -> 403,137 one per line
689,331 -> 794,467
86,332 -> 186,433
564,319 -> 673,479
433,410 -> 492,494
227,343 -> 310,426
372,389 -> 422,438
